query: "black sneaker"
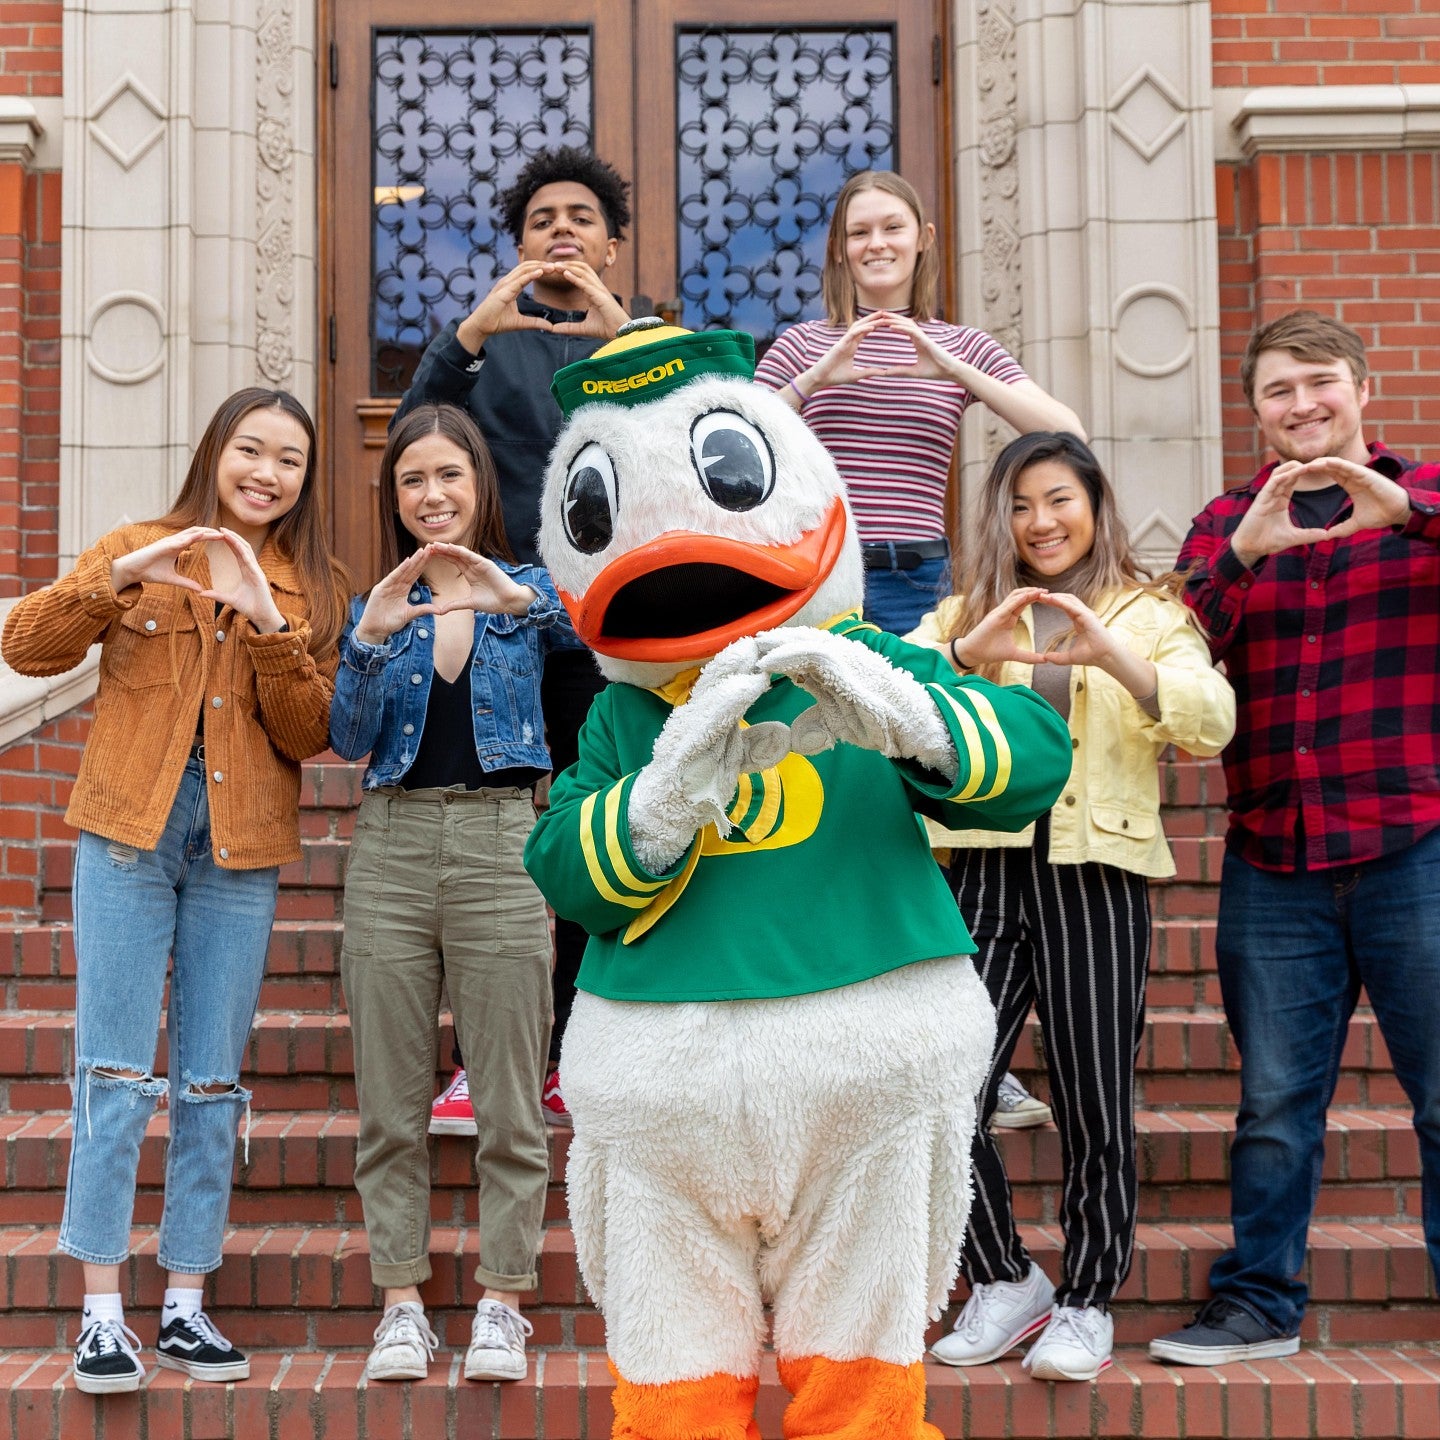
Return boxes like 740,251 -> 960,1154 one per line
155,1309 -> 250,1381
73,1316 -> 144,1394
1149,1295 -> 1300,1365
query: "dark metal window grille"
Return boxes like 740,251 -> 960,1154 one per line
371,29 -> 594,396
676,27 -> 895,343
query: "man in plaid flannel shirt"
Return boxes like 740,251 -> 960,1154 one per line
1150,311 -> 1440,1367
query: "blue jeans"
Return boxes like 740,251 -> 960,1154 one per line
59,759 -> 279,1272
861,553 -> 950,635
1209,832 -> 1440,1333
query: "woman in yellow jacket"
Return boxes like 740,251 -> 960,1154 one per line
911,431 -> 1234,1382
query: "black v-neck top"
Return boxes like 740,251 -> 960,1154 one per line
402,668 -> 544,792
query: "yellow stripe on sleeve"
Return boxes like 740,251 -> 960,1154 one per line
929,685 -> 989,801
745,767 -> 783,842
962,688 -> 1013,801
579,791 -> 652,909
602,783 -> 670,895
728,772 -> 754,827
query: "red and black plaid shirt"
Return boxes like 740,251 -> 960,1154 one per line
1179,444 -> 1440,871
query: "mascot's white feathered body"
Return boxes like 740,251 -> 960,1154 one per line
523,321 -> 1070,1440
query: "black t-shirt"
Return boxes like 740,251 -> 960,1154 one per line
402,669 -> 544,793
1289,484 -> 1348,532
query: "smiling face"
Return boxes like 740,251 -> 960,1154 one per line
1010,458 -> 1097,577
1251,347 -> 1371,466
517,180 -> 617,276
393,433 -> 479,547
215,405 -> 308,544
842,186 -> 934,311
540,376 -> 862,687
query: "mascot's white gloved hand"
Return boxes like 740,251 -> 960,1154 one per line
751,627 -> 958,781
626,643 -> 792,873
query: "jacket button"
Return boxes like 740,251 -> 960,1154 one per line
409,591 -> 420,603
411,673 -> 423,684
1121,818 -> 1129,829
418,628 -> 429,639
402,723 -> 415,735
1071,737 -> 1079,749
1075,681 -> 1084,692
219,848 -> 229,860
216,629 -> 225,642
1063,794 -> 1076,805
144,619 -> 157,632
213,771 -> 224,783
212,696 -> 223,708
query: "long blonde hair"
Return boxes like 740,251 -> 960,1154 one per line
948,431 -> 1184,680
821,170 -> 939,326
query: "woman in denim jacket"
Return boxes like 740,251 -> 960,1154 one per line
330,403 -> 571,1386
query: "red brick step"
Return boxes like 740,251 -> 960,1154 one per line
4,1345 -> 1439,1440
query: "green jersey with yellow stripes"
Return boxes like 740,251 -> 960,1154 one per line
523,616 -> 1071,1003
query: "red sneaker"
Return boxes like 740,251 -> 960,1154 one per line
541,1070 -> 571,1127
428,1068 -> 476,1137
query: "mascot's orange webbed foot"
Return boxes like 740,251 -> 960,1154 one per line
610,1363 -> 761,1440
777,1356 -> 942,1440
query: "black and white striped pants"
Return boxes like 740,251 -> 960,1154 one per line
950,817 -> 1151,1310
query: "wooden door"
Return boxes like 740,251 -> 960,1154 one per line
321,2 -> 947,582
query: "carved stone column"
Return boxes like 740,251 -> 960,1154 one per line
60,0 -> 316,565
952,0 -> 1221,566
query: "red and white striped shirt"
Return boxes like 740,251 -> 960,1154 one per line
754,314 -> 1027,542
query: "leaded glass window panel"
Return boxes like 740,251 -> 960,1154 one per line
371,29 -> 594,395
675,27 -> 895,344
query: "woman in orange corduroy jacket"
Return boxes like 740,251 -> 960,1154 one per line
2,387 -> 348,1396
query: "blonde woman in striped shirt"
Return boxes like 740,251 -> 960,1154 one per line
753,169 -> 1084,636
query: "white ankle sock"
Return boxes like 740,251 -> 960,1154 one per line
82,1292 -> 124,1328
162,1287 -> 203,1323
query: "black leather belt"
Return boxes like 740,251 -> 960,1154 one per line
861,539 -> 949,572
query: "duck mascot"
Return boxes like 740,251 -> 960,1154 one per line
523,318 -> 1071,1440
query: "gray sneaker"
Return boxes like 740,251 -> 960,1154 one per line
992,1072 -> 1052,1130
465,1299 -> 532,1382
1149,1295 -> 1300,1366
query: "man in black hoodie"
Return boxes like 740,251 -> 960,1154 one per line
393,147 -> 631,1128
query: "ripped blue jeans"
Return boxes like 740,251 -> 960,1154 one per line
59,758 -> 278,1272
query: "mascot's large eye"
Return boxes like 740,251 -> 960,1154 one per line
689,410 -> 775,512
562,442 -> 619,553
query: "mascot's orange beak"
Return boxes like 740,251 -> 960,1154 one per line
559,496 -> 847,663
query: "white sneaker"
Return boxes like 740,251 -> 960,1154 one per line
366,1301 -> 438,1381
992,1072 -> 1053,1129
1023,1305 -> 1114,1381
464,1299 -> 532,1381
930,1262 -> 1054,1366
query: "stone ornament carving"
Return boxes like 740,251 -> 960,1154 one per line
84,291 -> 167,386
975,0 -> 1021,458
87,73 -> 166,173
256,0 -> 296,387
1108,66 -> 1187,165
1113,282 -> 1195,379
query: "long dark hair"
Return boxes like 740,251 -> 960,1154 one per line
159,387 -> 349,654
377,403 -> 515,574
948,431 -> 1184,681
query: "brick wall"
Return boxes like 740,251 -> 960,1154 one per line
0,4 -> 62,97
0,0 -> 61,595
1217,152 -> 1440,483
0,702 -> 88,920
1212,2 -> 1440,89
14,168 -> 59,591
